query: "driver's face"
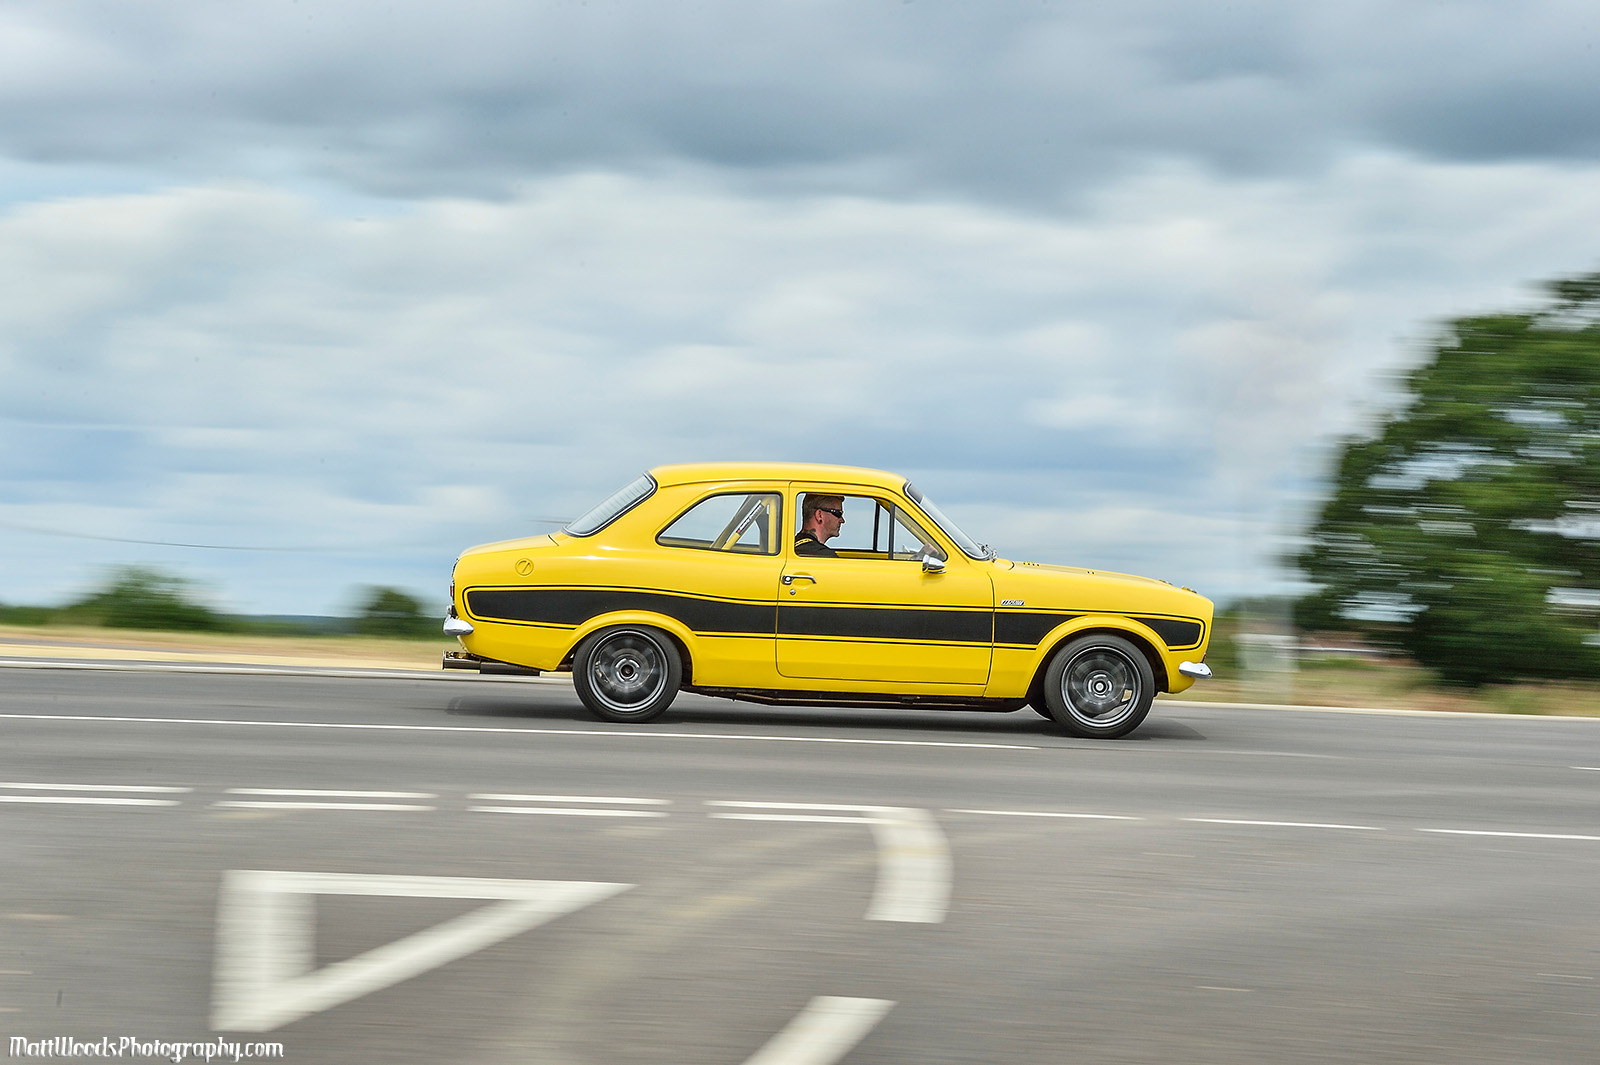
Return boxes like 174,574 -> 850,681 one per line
817,505 -> 844,542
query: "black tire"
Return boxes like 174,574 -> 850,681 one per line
1041,634 -> 1155,739
572,626 -> 682,723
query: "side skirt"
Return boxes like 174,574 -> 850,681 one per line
686,686 -> 1028,713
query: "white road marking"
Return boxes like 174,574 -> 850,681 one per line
1185,818 -> 1384,831
0,713 -> 1037,750
740,996 -> 895,1065
468,794 -> 670,804
1420,829 -> 1600,841
713,814 -> 894,824
212,801 -> 435,812
1574,766 -> 1600,771
708,802 -> 950,923
225,789 -> 437,798
0,782 -> 192,792
947,809 -> 1145,820
470,806 -> 667,817
211,870 -> 631,1032
0,796 -> 180,806
1199,750 -> 1340,759
711,802 -> 903,812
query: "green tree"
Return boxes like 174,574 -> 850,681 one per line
64,566 -> 223,631
1297,271 -> 1600,686
353,586 -> 433,638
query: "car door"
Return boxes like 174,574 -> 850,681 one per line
777,488 -> 993,686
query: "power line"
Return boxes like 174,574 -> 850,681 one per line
0,516 -> 572,552
0,520 -> 333,552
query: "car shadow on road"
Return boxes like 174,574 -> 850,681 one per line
439,685 -> 1209,742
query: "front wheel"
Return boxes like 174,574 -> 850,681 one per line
572,626 -> 682,723
1041,634 -> 1155,739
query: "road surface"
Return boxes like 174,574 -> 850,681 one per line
2,665 -> 1597,1064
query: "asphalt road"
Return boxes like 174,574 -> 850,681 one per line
2,666 -> 1598,1064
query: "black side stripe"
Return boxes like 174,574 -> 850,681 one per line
778,605 -> 991,644
468,586 -> 1204,649
1137,616 -> 1205,648
994,612 -> 1080,647
995,612 -> 1202,649
468,588 -> 774,635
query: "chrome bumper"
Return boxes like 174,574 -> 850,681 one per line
443,615 -> 474,636
1178,661 -> 1212,680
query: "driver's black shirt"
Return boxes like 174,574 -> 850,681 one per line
793,531 -> 837,558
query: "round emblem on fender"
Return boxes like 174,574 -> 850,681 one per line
515,558 -> 534,576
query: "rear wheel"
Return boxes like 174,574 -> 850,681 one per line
1041,634 -> 1155,738
573,626 -> 682,723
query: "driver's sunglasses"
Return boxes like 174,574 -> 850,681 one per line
818,507 -> 845,520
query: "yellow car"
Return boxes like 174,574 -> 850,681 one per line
444,462 -> 1212,738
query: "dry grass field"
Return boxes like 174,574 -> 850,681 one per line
1177,652 -> 1600,717
0,624 -> 450,672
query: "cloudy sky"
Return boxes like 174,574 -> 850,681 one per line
3,0 -> 1599,615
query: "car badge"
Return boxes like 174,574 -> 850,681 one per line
1001,599 -> 1024,607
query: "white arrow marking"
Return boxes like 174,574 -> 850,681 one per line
741,997 -> 895,1065
211,871 -> 631,1031
709,803 -> 949,923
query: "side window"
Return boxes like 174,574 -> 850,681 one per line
795,494 -> 946,561
658,492 -> 781,555
890,506 -> 947,562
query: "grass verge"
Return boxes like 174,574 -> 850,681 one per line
0,624 -> 454,671
1178,654 -> 1600,717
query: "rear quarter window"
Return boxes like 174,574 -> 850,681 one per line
563,473 -> 657,537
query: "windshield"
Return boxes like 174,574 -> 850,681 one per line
563,473 -> 657,537
904,482 -> 991,560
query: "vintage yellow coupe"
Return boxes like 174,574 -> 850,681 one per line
444,462 -> 1212,738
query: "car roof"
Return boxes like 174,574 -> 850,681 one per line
648,462 -> 907,491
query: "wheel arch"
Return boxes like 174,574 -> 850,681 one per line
559,611 -> 696,685
1028,620 -> 1170,701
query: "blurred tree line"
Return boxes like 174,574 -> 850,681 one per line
1297,270 -> 1600,686
0,566 -> 438,639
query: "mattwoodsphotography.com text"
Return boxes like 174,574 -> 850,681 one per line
9,1037 -> 284,1062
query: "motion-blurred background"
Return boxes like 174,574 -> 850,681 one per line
2,2 -> 1596,706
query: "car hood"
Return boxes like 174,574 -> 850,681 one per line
995,558 -> 1166,586
991,558 -> 1212,614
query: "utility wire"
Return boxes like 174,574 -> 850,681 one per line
0,517 -> 571,552
0,520 -> 334,552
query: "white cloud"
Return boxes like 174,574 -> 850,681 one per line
2,150 -> 1598,611
2,2 -> 1599,207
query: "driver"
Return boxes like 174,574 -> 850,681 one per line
794,494 -> 843,557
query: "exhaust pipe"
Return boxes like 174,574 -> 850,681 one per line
442,650 -> 541,677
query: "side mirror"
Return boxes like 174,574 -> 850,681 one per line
922,555 -> 946,574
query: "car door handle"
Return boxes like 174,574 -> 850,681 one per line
781,574 -> 817,585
